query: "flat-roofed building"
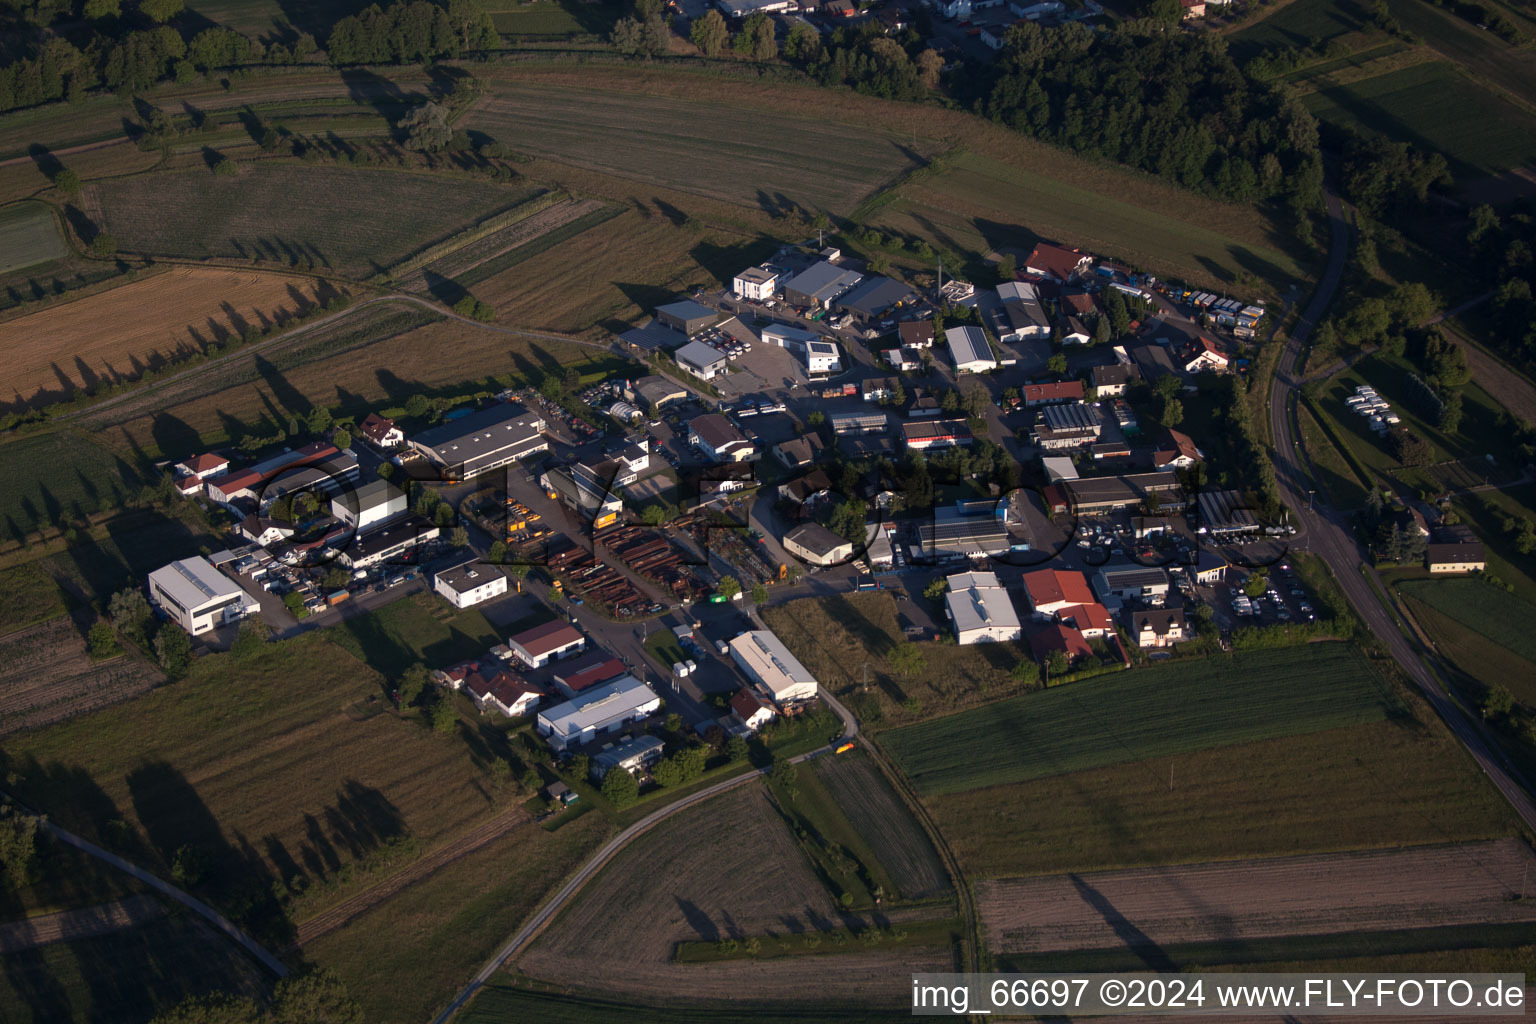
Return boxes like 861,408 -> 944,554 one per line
537,675 -> 661,751
1034,403 -> 1102,450
674,340 -> 728,381
830,411 -> 890,436
733,266 -> 779,300
432,559 -> 507,609
331,478 -> 407,532
147,556 -> 259,636
944,570 -> 1021,644
902,419 -> 973,451
729,630 -> 818,705
409,404 -> 548,480
1064,472 -> 1185,514
945,325 -> 997,373
918,507 -> 1009,561
337,514 -> 439,568
590,734 -> 666,780
782,261 -> 863,308
655,299 -> 721,335
1095,563 -> 1170,601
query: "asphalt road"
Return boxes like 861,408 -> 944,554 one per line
1267,189 -> 1536,833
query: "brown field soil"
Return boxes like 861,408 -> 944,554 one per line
1450,324 -> 1536,426
99,312 -> 608,458
0,267 -> 343,408
394,196 -> 608,292
515,782 -> 954,1006
978,840 -> 1536,954
929,717 -> 1523,879
0,617 -> 163,737
812,751 -> 950,901
0,145 -> 162,204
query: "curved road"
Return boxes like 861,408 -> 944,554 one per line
430,694 -> 858,1024
1268,190 -> 1536,833
43,820 -> 290,978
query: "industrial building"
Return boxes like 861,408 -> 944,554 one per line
337,515 -> 440,569
537,675 -> 662,752
1063,472 -> 1185,514
781,260 -> 862,308
1195,489 -> 1261,537
917,506 -> 1010,561
674,340 -> 728,381
625,376 -> 688,410
541,465 -> 623,528
509,620 -> 587,669
830,410 -> 890,436
944,570 -> 1021,645
409,404 -> 548,480
836,276 -> 913,322
205,442 -> 359,508
945,325 -> 997,374
655,299 -> 722,336
432,560 -> 507,609
590,734 -> 666,780
1033,403 -> 1102,450
729,630 -> 819,705
147,557 -> 259,636
783,522 -> 854,566
330,479 -> 407,532
1095,563 -> 1171,601
902,419 -> 973,451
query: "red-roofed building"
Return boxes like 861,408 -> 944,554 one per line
1056,602 -> 1114,638
1025,243 -> 1091,283
1183,336 -> 1230,373
1042,484 -> 1069,515
1022,568 -> 1095,618
729,686 -> 776,732
1030,622 -> 1093,664
431,661 -> 479,690
358,412 -> 404,448
1061,291 -> 1097,318
466,669 -> 545,717
1152,427 -> 1203,469
508,620 -> 586,668
176,453 -> 230,480
553,654 -> 627,697
1023,381 -> 1085,407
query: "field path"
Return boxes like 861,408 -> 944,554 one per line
0,136 -> 129,169
0,893 -> 163,952
979,839 -> 1536,954
289,802 -> 533,950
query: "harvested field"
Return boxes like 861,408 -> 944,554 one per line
0,201 -> 66,274
931,717 -> 1523,879
0,617 -> 163,737
0,267 -> 343,409
394,196 -> 610,294
0,563 -> 66,636
0,429 -> 148,542
812,751 -> 950,901
881,643 -> 1393,796
977,840 -> 1536,954
0,895 -> 163,954
80,166 -> 531,279
0,144 -> 162,205
1453,326 -> 1536,426
461,80 -> 938,215
517,782 -> 954,1006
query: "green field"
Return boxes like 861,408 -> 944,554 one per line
1386,0 -> 1536,110
330,591 -> 504,678
1403,590 -> 1536,708
813,750 -> 950,901
1303,61 -> 1536,177
1399,578 -> 1536,665
882,644 -> 1395,796
1299,403 -> 1370,508
931,716 -> 1523,877
0,908 -> 273,1024
0,201 -> 67,274
459,81 -> 940,216
869,150 -> 1306,292
0,431 -> 147,543
82,166 -> 533,280
1229,0 -> 1375,61
0,633 -> 529,947
487,0 -> 621,36
0,562 -> 67,634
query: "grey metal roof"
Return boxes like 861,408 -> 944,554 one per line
412,404 -> 544,467
675,340 -> 726,371
837,276 -> 911,316
782,261 -> 862,303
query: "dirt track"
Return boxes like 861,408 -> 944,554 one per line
978,839 -> 1536,954
515,783 -> 953,1007
0,894 -> 163,953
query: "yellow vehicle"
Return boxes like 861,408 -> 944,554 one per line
835,741 -> 855,755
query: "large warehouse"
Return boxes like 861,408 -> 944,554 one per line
781,261 -> 863,308
783,522 -> 854,567
409,403 -> 548,480
655,299 -> 722,336
945,570 -> 1022,645
147,556 -> 259,636
729,630 -> 819,705
918,506 -> 1010,561
537,674 -> 662,752
945,325 -> 997,374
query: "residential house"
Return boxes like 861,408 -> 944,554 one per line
591,735 -> 666,780
1023,381 -> 1085,406
689,413 -> 755,461
1426,542 -> 1486,574
772,434 -> 825,469
862,376 -> 899,402
433,560 -> 507,609
1151,427 -> 1203,470
465,669 -> 544,718
1061,291 -> 1097,319
1060,315 -> 1091,345
1129,608 -> 1186,648
898,320 -> 935,348
1091,364 -> 1137,396
174,453 -> 229,488
1057,602 -> 1114,638
778,468 -> 833,506
358,412 -> 404,448
1024,242 -> 1091,282
1029,622 -> 1093,664
729,686 -> 776,731
733,265 -> 779,301
1183,336 -> 1230,374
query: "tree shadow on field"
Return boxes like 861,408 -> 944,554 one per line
421,269 -> 469,308
27,143 -> 63,180
62,204 -> 102,246
615,282 -> 681,320
375,368 -> 424,403
676,898 -> 720,941
1195,255 -> 1236,286
252,355 -> 312,418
